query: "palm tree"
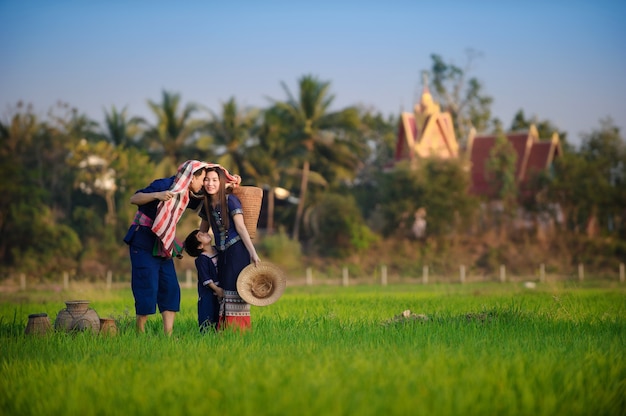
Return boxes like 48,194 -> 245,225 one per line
271,74 -> 361,240
205,97 -> 260,176
101,106 -> 145,148
246,105 -> 293,234
144,90 -> 202,167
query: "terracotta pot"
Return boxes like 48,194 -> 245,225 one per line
99,318 -> 117,336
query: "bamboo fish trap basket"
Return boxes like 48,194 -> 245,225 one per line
232,186 -> 263,241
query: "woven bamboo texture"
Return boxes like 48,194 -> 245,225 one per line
232,186 -> 263,241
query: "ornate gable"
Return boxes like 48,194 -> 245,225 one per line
521,132 -> 561,181
394,85 -> 459,162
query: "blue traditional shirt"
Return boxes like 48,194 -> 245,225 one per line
123,176 -> 202,251
199,194 -> 244,252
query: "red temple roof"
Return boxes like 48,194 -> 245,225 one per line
467,126 -> 561,198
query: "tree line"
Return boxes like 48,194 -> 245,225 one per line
1,54 -> 625,280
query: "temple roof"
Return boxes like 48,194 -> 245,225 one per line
394,84 -> 459,161
392,81 -> 560,200
466,126 -> 561,197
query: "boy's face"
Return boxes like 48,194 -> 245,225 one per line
196,231 -> 212,247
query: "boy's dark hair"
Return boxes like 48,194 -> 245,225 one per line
184,229 -> 202,257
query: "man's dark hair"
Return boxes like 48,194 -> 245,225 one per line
184,229 -> 202,257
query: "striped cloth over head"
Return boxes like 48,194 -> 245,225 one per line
205,163 -> 242,185
152,160 -> 241,256
152,160 -> 208,255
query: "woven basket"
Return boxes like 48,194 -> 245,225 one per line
232,186 -> 263,241
25,313 -> 52,336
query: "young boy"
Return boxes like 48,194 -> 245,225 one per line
184,230 -> 224,332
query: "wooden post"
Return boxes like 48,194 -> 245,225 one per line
20,273 -> 26,291
620,263 -> 625,283
306,267 -> 313,286
106,270 -> 112,291
460,265 -> 466,284
540,263 -> 545,283
185,269 -> 191,289
422,266 -> 428,284
381,265 -> 387,286
578,263 -> 584,281
342,267 -> 349,287
63,272 -> 69,290
500,265 -> 506,283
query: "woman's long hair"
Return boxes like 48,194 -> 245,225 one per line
204,167 -> 230,230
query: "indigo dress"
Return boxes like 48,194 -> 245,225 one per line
200,194 -> 251,330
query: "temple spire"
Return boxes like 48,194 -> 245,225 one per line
422,70 -> 430,94
415,71 -> 440,119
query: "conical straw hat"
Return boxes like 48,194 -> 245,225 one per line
237,262 -> 286,306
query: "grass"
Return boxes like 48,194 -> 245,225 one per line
0,281 -> 624,415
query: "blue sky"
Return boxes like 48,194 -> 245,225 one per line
1,0 -> 625,146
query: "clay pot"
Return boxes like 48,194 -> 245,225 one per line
55,300 -> 100,334
25,313 -> 52,336
99,318 -> 117,336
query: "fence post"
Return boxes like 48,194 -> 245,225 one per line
342,267 -> 349,286
500,265 -> 506,283
381,265 -> 387,286
306,267 -> 313,286
578,263 -> 584,281
186,269 -> 192,289
540,263 -> 545,283
63,272 -> 69,290
460,265 -> 466,284
422,266 -> 428,284
20,273 -> 26,291
106,270 -> 112,291
620,263 -> 625,283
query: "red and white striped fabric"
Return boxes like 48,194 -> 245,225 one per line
205,163 -> 242,185
152,160 -> 208,254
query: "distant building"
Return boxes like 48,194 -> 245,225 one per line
466,125 -> 562,198
394,84 -> 459,162
392,86 -> 562,200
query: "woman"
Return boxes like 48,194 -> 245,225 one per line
123,160 -> 208,335
200,166 -> 260,330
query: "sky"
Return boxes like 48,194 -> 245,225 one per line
1,0 -> 625,147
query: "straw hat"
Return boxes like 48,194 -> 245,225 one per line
237,262 -> 286,306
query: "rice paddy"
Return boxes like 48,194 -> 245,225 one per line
1,281 -> 624,415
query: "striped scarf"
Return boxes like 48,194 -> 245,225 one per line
152,160 -> 207,256
205,163 -> 241,184
152,160 -> 241,257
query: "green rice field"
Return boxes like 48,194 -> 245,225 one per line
1,281 -> 624,415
